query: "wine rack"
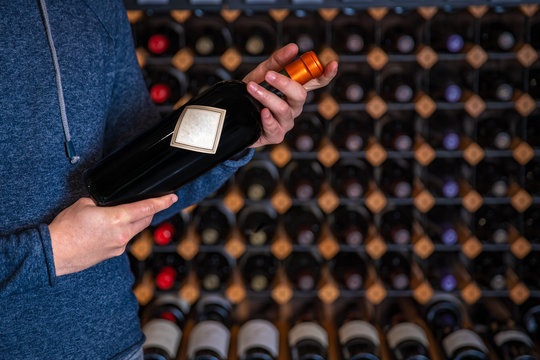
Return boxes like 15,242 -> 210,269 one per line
126,4 -> 540,360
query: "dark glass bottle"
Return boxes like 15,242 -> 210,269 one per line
142,295 -> 190,360
236,160 -> 279,200
379,114 -> 414,151
423,159 -> 464,199
194,252 -> 232,291
238,319 -> 279,360
338,304 -> 380,360
283,160 -> 325,200
424,253 -> 459,292
330,252 -> 367,291
442,329 -> 489,360
429,65 -> 467,103
133,17 -> 184,57
332,70 -> 372,103
187,295 -> 232,360
284,114 -> 324,152
476,159 -> 519,198
520,298 -> 540,340
517,252 -> 540,289
470,252 -> 507,291
381,66 -> 415,103
384,302 -> 430,360
237,204 -> 277,246
474,205 -> 518,244
84,52 -> 323,206
143,66 -> 187,106
379,252 -> 411,290
186,15 -> 232,57
380,159 -> 413,199
382,25 -> 416,54
330,159 -> 373,199
240,253 -> 278,292
525,159 -> 540,195
477,114 -> 517,150
152,212 -> 187,246
332,16 -> 371,55
329,113 -> 373,152
289,303 -> 328,360
328,205 -> 370,246
529,68 -> 540,99
193,205 -> 234,245
151,252 -> 188,291
283,205 -> 324,246
430,21 -> 467,53
424,294 -> 463,341
285,251 -> 322,291
423,206 -> 460,246
478,71 -> 517,102
233,15 -> 277,57
187,65 -> 231,96
427,112 -> 465,151
524,206 -> 540,243
380,207 -> 413,246
480,22 -> 517,52
282,12 -> 323,54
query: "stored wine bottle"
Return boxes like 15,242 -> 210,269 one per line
430,20 -> 467,53
427,112 -> 465,151
282,12 -> 323,54
285,251 -> 322,291
524,206 -> 540,243
380,207 -> 413,245
283,160 -> 324,200
470,252 -> 507,291
329,113 -> 373,152
233,15 -> 277,56
423,159 -> 464,199
330,252 -> 367,291
283,205 -> 324,246
187,295 -> 232,360
151,252 -> 188,291
186,15 -> 232,56
379,114 -> 414,151
526,114 -> 540,147
529,68 -> 540,99
193,205 -> 234,245
480,22 -> 517,52
478,71 -> 516,102
332,15 -> 371,55
332,70 -> 372,103
423,206 -> 460,246
289,303 -> 328,360
142,295 -> 190,360
84,52 -> 324,206
240,253 -> 278,292
133,17 -> 184,57
380,159 -> 413,199
236,160 -> 279,200
525,159 -> 540,196
382,25 -> 416,54
187,65 -> 231,96
338,304 -> 381,360
381,66 -> 415,103
429,65 -> 467,103
379,252 -> 411,290
475,159 -> 519,197
194,251 -> 232,291
328,205 -> 370,246
237,204 -> 277,246
424,294 -> 463,341
516,252 -> 540,289
238,319 -> 279,360
477,113 -> 517,150
152,212 -> 187,246
330,159 -> 373,199
520,298 -> 540,340
143,66 -> 187,106
284,114 -> 324,152
424,253 -> 459,292
442,329 -> 489,360
474,205 -> 518,244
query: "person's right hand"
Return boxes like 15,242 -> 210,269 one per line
48,194 -> 178,276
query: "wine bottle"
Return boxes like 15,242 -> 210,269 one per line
427,111 -> 465,151
429,65 -> 467,103
379,252 -> 411,290
338,304 -> 381,360
283,160 -> 325,200
285,251 -> 322,291
474,205 -> 518,244
194,251 -> 232,291
526,114 -> 540,148
424,294 -> 463,341
424,253 -> 459,292
331,70 -> 372,103
332,16 -> 370,55
187,295 -> 232,360
330,252 -> 367,291
330,159 -> 373,199
423,159 -> 465,199
478,71 -> 516,102
524,206 -> 540,243
516,252 -> 540,289
84,52 -> 324,206
475,159 -> 519,198
282,12 -> 323,54
380,159 -> 413,199
237,204 -> 277,246
152,212 -> 187,246
382,25 -> 416,54
423,206 -> 460,246
240,253 -> 278,292
289,303 -> 328,360
186,15 -> 232,57
238,319 -> 279,360
151,252 -> 188,291
379,113 -> 414,151
442,329 -> 489,360
430,20 -> 467,53
529,68 -> 539,99
283,205 -> 324,246
477,113 -> 517,150
328,205 -> 370,246
133,17 -> 184,57
329,113 -> 373,152
193,205 -> 234,245
380,66 -> 415,103
236,160 -> 279,201
143,66 -> 187,106
233,16 -> 277,56
520,298 -> 540,340
380,207 -> 413,245
284,114 -> 324,152
525,159 -> 540,196
480,22 -> 517,52
142,295 -> 190,360
187,65 -> 231,96
470,252 -> 507,291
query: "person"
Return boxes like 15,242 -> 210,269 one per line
0,1 -> 337,359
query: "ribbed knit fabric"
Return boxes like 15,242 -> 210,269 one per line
0,1 -> 252,358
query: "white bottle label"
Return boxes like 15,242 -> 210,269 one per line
442,329 -> 488,357
187,320 -> 230,359
339,320 -> 380,347
154,294 -> 190,314
237,319 -> 279,357
170,105 -> 226,154
143,319 -> 182,358
289,322 -> 328,348
386,323 -> 429,349
493,330 -> 534,347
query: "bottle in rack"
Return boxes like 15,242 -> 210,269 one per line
283,160 -> 325,200
524,206 -> 540,243
233,14 -> 277,57
84,52 -> 324,206
379,252 -> 411,290
516,252 -> 540,290
151,252 -> 188,291
330,252 -> 367,291
332,13 -> 372,55
143,66 -> 187,106
338,303 -> 381,360
427,111 -> 465,151
475,159 -> 519,198
474,205 -> 518,244
379,113 -> 414,151
478,70 -> 518,102
185,14 -> 232,56
525,159 -> 540,196
142,295 -> 191,360
237,318 -> 279,360
240,253 -> 278,292
284,114 -> 325,152
423,206 -> 460,246
288,303 -> 328,360
133,17 -> 184,57
331,69 -> 372,103
328,205 -> 370,247
477,113 -> 518,150
187,295 -> 233,360
330,159 -> 373,199
194,251 -> 232,291
380,207 -> 413,246
470,252 -> 507,291
282,11 -> 323,54
283,205 -> 324,246
429,64 -> 468,103
382,24 -> 416,54
236,160 -> 279,201
430,18 -> 468,53
380,66 -> 416,103
423,159 -> 464,199
380,159 -> 413,199
424,253 -> 459,292
529,68 -> 539,99
329,113 -> 373,152
237,205 -> 277,247
520,298 -> 540,340
186,65 -> 232,96
480,21 -> 517,52
193,205 -> 234,246
152,212 -> 187,246
285,251 -> 322,291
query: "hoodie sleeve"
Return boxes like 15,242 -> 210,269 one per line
0,225 -> 56,295
103,2 -> 254,222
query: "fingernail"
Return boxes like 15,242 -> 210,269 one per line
262,109 -> 271,119
266,71 -> 277,82
170,194 -> 178,203
248,82 -> 258,92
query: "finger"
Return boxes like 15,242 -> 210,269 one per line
247,81 -> 293,126
264,71 -> 307,111
304,60 -> 339,91
113,194 -> 178,224
242,44 -> 299,83
129,215 -> 155,236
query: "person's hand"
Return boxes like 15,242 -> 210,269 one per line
243,43 -> 338,148
49,194 -> 178,276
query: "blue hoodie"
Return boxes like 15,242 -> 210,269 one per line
0,1 -> 252,358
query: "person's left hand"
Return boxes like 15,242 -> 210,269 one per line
243,43 -> 338,148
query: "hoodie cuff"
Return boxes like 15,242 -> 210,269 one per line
222,148 -> 254,168
38,224 -> 57,287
